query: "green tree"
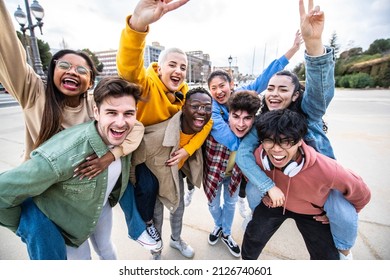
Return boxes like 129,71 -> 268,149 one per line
329,31 -> 340,58
292,62 -> 305,81
82,48 -> 104,73
16,31 -> 51,71
37,38 -> 52,71
365,39 -> 390,55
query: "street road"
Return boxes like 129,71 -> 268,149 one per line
0,93 -> 18,108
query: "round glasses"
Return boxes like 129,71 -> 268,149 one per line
189,104 -> 212,113
262,138 -> 296,150
54,60 -> 91,76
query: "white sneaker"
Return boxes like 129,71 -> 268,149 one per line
136,230 -> 163,251
238,197 -> 250,218
184,188 -> 195,207
169,237 -> 195,258
339,251 -> 353,260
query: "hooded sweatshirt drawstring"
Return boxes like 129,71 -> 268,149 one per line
271,168 -> 291,215
283,178 -> 292,215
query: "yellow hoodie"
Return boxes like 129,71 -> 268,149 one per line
117,15 -> 212,156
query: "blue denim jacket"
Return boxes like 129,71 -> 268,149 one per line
211,55 -> 289,151
0,121 -> 131,246
236,47 -> 336,196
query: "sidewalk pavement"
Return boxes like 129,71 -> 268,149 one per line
0,89 -> 389,260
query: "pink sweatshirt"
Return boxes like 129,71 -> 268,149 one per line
254,142 -> 371,214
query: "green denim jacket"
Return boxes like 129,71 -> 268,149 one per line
0,121 -> 131,246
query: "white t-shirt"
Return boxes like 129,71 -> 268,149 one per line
103,147 -> 122,205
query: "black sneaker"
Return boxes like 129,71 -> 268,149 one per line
221,234 -> 241,257
146,223 -> 161,242
208,227 -> 222,245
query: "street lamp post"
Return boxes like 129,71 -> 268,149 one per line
14,0 -> 45,79
228,55 -> 233,78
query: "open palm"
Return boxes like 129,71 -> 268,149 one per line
132,0 -> 190,30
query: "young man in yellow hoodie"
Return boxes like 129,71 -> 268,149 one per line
116,0 -> 212,254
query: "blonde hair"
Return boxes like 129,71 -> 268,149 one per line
158,47 -> 187,65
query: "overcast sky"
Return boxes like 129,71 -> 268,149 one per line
5,0 -> 390,75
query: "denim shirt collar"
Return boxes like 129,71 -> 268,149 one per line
212,99 -> 229,123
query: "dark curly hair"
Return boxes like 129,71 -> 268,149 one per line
255,109 -> 308,144
228,90 -> 261,116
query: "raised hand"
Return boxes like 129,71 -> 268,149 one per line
284,30 -> 303,60
130,0 -> 190,32
299,0 -> 324,56
293,30 -> 304,50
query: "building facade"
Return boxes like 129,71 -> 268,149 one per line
94,49 -> 118,76
94,42 -> 166,77
94,43 -> 213,85
186,51 -> 212,85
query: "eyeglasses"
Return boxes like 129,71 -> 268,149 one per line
54,60 -> 91,76
262,138 -> 296,150
189,104 -> 212,113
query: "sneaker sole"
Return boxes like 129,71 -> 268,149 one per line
137,240 -> 163,251
208,237 -> 220,245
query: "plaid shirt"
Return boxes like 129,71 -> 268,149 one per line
203,135 -> 242,203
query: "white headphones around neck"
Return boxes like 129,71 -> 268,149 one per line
260,148 -> 305,177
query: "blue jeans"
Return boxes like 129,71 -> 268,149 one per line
119,182 -> 147,240
208,176 -> 239,236
324,189 -> 358,250
134,163 -> 159,222
246,182 -> 358,250
246,181 -> 263,211
16,198 -> 67,260
16,184 -> 145,260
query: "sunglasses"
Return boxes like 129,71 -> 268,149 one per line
54,60 -> 91,76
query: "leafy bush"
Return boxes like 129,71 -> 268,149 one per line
336,75 -> 350,88
349,73 -> 374,88
336,73 -> 374,88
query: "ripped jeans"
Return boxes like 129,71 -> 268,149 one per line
207,176 -> 239,236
